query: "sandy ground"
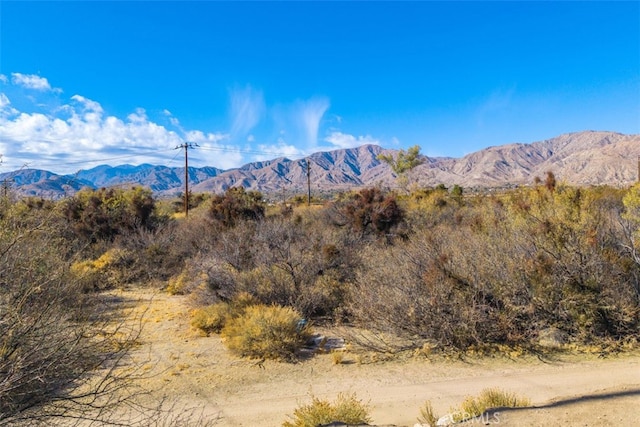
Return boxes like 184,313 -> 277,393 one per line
110,287 -> 640,427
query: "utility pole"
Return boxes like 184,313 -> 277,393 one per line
175,142 -> 198,217
305,158 -> 311,206
1,178 -> 14,210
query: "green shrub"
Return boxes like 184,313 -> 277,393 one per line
282,392 -> 371,427
222,304 -> 310,361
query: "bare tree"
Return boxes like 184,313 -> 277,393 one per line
0,202 -> 218,426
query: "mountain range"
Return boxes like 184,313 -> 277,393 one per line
1,131 -> 639,199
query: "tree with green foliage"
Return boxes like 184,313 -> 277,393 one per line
377,145 -> 425,190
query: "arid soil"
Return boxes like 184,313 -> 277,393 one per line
111,287 -> 640,427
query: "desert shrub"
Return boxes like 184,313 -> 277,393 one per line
238,259 -> 341,320
191,303 -> 233,335
349,238 -> 499,349
192,260 -> 240,305
452,388 -> 530,422
70,248 -> 133,291
62,186 -> 160,243
173,191 -> 209,213
115,219 -> 188,282
329,187 -> 404,238
208,187 -> 265,228
221,304 -> 311,361
167,269 -> 208,295
209,220 -> 260,270
349,183 -> 640,350
236,265 -> 297,307
191,292 -> 260,335
282,392 -> 371,427
232,215 -> 360,319
0,208 -> 142,425
229,291 -> 261,312
417,400 -> 438,427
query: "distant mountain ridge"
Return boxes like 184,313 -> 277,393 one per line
1,131 -> 639,199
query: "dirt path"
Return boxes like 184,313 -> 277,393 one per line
115,287 -> 640,426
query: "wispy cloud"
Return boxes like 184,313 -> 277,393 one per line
475,87 -> 516,127
297,97 -> 330,148
11,73 -> 61,92
0,73 -> 388,174
229,85 -> 265,138
162,109 -> 181,127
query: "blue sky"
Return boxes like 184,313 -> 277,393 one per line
0,1 -> 638,174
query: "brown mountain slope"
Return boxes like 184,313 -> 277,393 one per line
5,131 -> 639,198
191,131 -> 640,193
414,131 -> 640,188
189,144 -> 392,194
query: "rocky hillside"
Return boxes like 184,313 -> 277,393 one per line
1,131 -> 638,198
414,131 -> 640,188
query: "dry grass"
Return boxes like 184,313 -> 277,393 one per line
282,392 -> 371,427
417,400 -> 438,427
452,388 -> 530,422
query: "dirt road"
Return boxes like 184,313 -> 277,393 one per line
116,287 -> 640,426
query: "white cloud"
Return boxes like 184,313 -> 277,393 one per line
254,140 -> 303,162
324,131 -> 381,149
0,96 -> 200,172
0,75 -> 7,84
71,94 -> 104,114
0,74 -> 347,174
127,108 -> 148,123
297,97 -> 330,148
11,73 -> 60,92
184,130 -> 228,144
0,94 -> 11,109
0,86 -> 252,173
229,85 -> 265,137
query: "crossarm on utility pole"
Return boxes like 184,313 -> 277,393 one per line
175,142 -> 198,218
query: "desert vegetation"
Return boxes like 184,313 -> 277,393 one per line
417,388 -> 531,426
1,177 -> 639,423
282,392 -> 371,427
179,180 -> 639,356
